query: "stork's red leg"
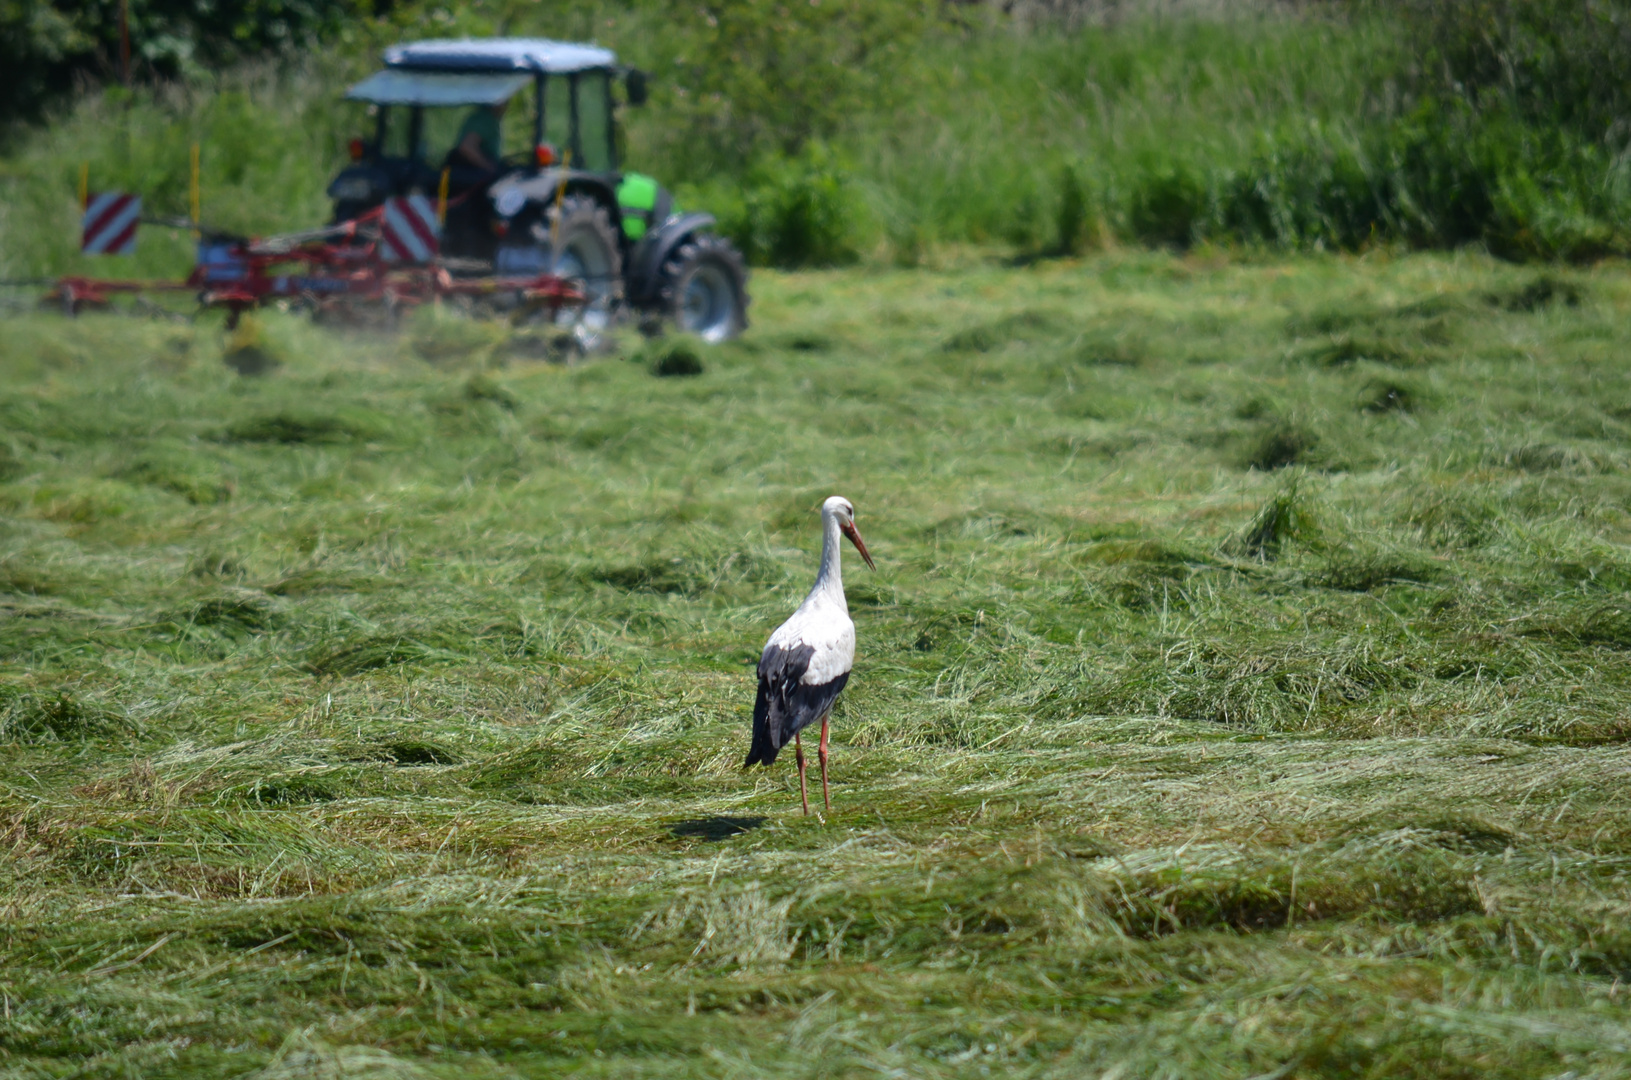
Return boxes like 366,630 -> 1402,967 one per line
794,732 -> 809,816
818,713 -> 831,816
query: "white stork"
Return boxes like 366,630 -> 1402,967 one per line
745,495 -> 876,816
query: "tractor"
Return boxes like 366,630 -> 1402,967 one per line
327,38 -> 749,341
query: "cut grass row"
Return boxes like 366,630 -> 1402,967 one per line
3,250 -> 1631,1076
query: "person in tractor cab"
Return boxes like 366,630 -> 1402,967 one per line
434,99 -> 510,254
446,99 -> 508,188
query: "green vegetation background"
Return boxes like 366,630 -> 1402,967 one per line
6,0 -> 1631,277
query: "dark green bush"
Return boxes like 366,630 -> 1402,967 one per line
648,0 -> 930,173
723,144 -> 859,268
1215,136 -> 1386,250
1131,96 -> 1630,260
1378,0 -> 1631,141
1127,160 -> 1207,248
1311,1 -> 1631,259
1053,163 -> 1091,255
1092,3 -> 1631,259
1,0 -> 369,123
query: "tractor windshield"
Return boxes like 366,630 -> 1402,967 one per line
350,67 -> 618,171
418,96 -> 535,167
538,70 -> 616,170
348,70 -> 537,168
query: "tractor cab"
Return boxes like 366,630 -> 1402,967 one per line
328,38 -> 747,341
331,40 -> 630,253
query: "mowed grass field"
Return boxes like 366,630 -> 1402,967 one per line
4,251 -> 1631,1078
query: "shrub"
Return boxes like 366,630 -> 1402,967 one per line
1126,159 -> 1207,248
1053,163 -> 1091,256
1215,134 -> 1386,250
647,0 -> 931,173
1336,1 -> 1631,259
0,0 -> 368,122
1375,0 -> 1631,141
722,144 -> 861,269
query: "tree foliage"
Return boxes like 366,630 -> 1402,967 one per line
0,0 -> 371,123
649,0 -> 935,173
1369,0 -> 1631,143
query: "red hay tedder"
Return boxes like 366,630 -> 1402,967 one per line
51,199 -> 586,330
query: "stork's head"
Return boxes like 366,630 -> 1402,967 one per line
823,495 -> 876,571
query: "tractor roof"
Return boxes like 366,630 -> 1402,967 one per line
347,38 -> 619,106
384,38 -> 618,75
346,70 -> 532,106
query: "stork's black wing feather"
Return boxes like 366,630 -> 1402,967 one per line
745,675 -> 781,767
745,644 -> 850,766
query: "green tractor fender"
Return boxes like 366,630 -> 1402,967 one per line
615,173 -> 671,242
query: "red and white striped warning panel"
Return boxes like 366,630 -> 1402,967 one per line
379,195 -> 440,263
81,192 -> 141,255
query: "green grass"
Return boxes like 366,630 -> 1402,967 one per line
843,12 -> 1394,254
5,250 -> 1631,1076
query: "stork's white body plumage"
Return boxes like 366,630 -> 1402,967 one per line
765,520 -> 856,682
746,496 -> 875,816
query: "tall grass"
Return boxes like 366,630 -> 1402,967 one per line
849,13 -> 1395,254
0,61 -> 368,282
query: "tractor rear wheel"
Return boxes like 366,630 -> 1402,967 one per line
545,195 -> 622,298
498,195 -> 623,350
657,235 -> 748,343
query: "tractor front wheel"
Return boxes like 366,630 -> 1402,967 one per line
657,235 -> 749,343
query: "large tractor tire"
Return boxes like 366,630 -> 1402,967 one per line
657,235 -> 749,343
545,195 -> 622,298
497,194 -> 623,349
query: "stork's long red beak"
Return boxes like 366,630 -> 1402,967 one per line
841,520 -> 876,571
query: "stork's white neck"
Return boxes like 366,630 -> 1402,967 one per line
802,508 -> 847,611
